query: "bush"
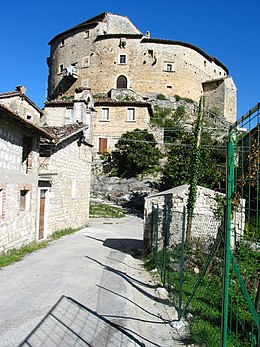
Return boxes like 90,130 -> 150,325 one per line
156,93 -> 167,100
111,129 -> 162,178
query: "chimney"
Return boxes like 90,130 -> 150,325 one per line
146,31 -> 150,38
16,85 -> 26,94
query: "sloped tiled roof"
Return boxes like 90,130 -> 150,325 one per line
40,124 -> 88,144
44,99 -> 73,107
94,98 -> 151,106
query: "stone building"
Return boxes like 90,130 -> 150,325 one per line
0,86 -> 43,125
0,87 -> 94,251
143,184 -> 245,250
38,123 -> 92,239
0,104 -> 52,252
47,12 -> 237,123
143,185 -> 223,250
43,89 -> 161,156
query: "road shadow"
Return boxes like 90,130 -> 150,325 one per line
86,236 -> 143,259
104,238 -> 143,258
19,295 -> 145,347
85,255 -> 172,305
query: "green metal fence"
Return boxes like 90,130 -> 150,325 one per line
149,203 -> 226,344
222,103 -> 260,346
147,103 -> 260,346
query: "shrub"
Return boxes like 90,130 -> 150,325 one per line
156,93 -> 167,100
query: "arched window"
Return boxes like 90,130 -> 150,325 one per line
116,75 -> 127,89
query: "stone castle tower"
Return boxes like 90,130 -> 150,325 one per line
47,12 -> 237,123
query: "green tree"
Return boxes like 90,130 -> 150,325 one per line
161,131 -> 226,190
111,129 -> 162,178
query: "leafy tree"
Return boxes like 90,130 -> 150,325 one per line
111,129 -> 162,178
161,131 -> 226,190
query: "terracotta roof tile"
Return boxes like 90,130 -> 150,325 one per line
40,124 -> 88,144
94,98 -> 151,106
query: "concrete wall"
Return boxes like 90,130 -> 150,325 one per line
0,117 -> 39,252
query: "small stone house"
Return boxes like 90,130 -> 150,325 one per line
143,185 -> 224,250
0,86 -> 43,125
0,87 -> 94,251
0,104 -> 52,252
144,184 -> 245,250
93,97 -> 154,157
38,124 -> 92,239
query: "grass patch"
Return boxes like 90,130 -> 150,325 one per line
89,202 -> 125,218
51,227 -> 80,240
146,244 -> 258,347
0,227 -> 80,269
0,241 -> 49,268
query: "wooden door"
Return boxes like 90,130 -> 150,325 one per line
98,138 -> 108,154
39,189 -> 46,240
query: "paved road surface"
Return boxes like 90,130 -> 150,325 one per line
0,216 -> 184,346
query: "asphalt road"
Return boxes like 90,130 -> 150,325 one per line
0,216 -> 183,347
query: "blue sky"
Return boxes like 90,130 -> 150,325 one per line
1,0 -> 259,119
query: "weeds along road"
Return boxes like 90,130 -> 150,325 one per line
0,215 -> 182,347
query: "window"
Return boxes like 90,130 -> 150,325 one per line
127,108 -> 135,121
61,39 -> 65,47
59,64 -> 63,74
204,60 -> 206,67
82,56 -> 90,68
119,54 -> 127,64
166,64 -> 172,72
20,190 -> 29,211
148,50 -> 153,58
66,108 -> 73,122
117,75 -> 127,89
98,138 -> 108,155
22,136 -> 33,173
26,114 -> 32,121
85,30 -> 89,38
101,108 -> 109,120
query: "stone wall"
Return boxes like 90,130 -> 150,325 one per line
47,14 -> 236,121
0,117 -> 39,252
144,184 -> 245,249
203,77 -> 237,123
144,185 -> 224,248
42,138 -> 92,236
93,104 -> 151,155
0,95 -> 42,125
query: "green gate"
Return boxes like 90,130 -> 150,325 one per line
223,103 -> 260,346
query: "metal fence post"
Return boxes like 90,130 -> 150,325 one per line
178,206 -> 186,321
221,132 -> 234,347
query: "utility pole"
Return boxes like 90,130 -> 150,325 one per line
186,96 -> 205,241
